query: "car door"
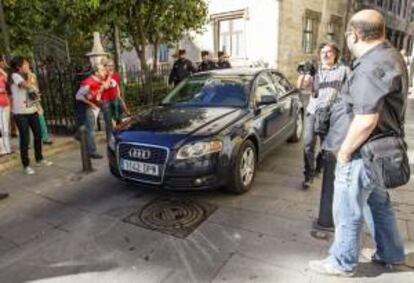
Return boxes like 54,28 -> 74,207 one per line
270,72 -> 296,136
252,72 -> 286,153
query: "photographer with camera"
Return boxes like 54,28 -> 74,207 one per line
300,43 -> 349,189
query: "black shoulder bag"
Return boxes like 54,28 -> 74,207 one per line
360,99 -> 410,190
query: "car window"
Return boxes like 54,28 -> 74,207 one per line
254,73 -> 278,103
162,76 -> 250,108
271,73 -> 293,94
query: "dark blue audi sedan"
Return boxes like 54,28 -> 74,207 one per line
107,68 -> 303,193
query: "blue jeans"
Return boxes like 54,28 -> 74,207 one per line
328,156 -> 405,272
101,101 -> 113,142
303,113 -> 324,178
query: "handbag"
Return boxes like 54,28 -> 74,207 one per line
360,132 -> 410,189
314,106 -> 331,135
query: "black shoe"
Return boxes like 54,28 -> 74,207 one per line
0,193 -> 9,200
43,140 -> 53,145
302,177 -> 313,189
90,153 -> 103,159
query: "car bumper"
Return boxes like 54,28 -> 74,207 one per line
107,147 -> 230,190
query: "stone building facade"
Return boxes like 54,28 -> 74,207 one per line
277,0 -> 349,80
120,0 -> 414,82
355,0 -> 414,54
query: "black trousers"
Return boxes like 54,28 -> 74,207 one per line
14,113 -> 43,167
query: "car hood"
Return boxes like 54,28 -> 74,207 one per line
116,106 -> 247,146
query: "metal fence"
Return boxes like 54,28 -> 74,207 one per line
35,63 -> 172,135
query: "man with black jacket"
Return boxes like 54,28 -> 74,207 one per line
168,49 -> 195,87
217,51 -> 231,69
197,51 -> 217,72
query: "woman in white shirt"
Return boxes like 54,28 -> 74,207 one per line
10,56 -> 52,174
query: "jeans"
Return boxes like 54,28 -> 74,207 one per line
84,107 -> 97,155
101,101 -> 114,142
75,104 -> 97,156
328,156 -> 405,272
0,106 -> 11,154
303,112 -> 324,178
14,113 -> 43,167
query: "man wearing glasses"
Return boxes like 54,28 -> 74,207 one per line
309,9 -> 406,276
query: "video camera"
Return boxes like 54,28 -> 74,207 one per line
297,61 -> 316,76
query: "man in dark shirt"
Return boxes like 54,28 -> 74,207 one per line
217,51 -> 231,69
168,49 -> 195,87
310,9 -> 406,276
197,50 -> 217,72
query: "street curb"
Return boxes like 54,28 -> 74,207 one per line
0,133 -> 106,175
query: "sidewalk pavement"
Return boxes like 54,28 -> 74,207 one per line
0,104 -> 414,281
0,132 -> 105,174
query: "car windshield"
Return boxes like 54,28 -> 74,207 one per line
162,75 -> 251,108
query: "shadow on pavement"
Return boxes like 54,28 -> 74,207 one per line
356,252 -> 414,278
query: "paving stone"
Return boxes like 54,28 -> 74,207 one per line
143,222 -> 245,282
208,206 -> 327,249
397,219 -> 409,241
0,216 -> 56,246
408,221 -> 414,241
212,253 -> 309,283
236,231 -> 325,273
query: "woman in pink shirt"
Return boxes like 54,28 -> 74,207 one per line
0,55 -> 11,156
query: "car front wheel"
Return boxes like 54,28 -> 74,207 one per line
226,140 -> 257,194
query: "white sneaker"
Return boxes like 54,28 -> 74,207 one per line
24,167 -> 35,175
35,160 -> 53,167
309,258 -> 355,277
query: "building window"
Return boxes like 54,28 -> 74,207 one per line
388,0 -> 394,12
211,9 -> 247,59
397,0 -> 402,15
218,18 -> 244,58
159,44 -> 169,62
327,15 -> 343,44
302,10 -> 321,54
412,5 -> 414,21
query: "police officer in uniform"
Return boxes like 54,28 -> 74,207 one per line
198,51 -> 217,72
217,51 -> 231,69
168,49 -> 195,87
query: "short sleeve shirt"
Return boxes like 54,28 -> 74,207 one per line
102,73 -> 120,102
0,73 -> 9,107
306,64 -> 349,115
10,73 -> 37,114
322,41 -> 408,151
344,42 -> 408,137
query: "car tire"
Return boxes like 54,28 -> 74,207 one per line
226,140 -> 257,194
288,111 -> 303,143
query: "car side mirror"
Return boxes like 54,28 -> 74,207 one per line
257,95 -> 278,106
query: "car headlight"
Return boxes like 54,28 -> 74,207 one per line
108,134 -> 116,151
176,140 -> 223,160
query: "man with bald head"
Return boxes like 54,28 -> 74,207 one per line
309,9 -> 407,276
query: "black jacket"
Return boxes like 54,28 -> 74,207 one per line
169,58 -> 195,85
197,60 -> 217,72
217,60 -> 231,69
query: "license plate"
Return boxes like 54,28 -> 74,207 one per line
121,159 -> 160,176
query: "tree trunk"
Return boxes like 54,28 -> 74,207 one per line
132,36 -> 153,105
152,38 -> 160,72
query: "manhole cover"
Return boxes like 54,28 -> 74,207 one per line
123,197 -> 218,238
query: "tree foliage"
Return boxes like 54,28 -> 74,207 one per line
2,0 -> 208,69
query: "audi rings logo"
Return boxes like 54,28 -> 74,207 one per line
129,148 -> 151,159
